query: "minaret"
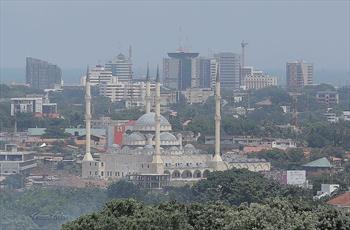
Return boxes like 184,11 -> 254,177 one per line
83,66 -> 94,162
145,64 -> 151,114
151,65 -> 164,174
209,64 -> 227,171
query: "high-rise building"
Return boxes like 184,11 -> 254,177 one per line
214,52 -> 241,90
105,53 -> 133,81
192,57 -> 211,88
163,58 -> 180,89
26,57 -> 62,90
163,52 -> 199,90
286,61 -> 313,89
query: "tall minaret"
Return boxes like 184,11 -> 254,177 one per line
83,66 -> 94,162
213,64 -> 223,162
209,64 -> 227,171
151,65 -> 164,174
145,64 -> 151,114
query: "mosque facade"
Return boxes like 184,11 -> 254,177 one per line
82,65 -> 269,184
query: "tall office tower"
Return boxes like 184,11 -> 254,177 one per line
286,60 -> 313,89
105,53 -> 133,81
26,57 -> 62,90
163,58 -> 180,89
163,51 -> 199,91
214,52 -> 241,90
192,57 -> 211,88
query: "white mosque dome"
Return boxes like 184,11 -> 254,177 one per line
160,132 -> 178,142
134,112 -> 172,131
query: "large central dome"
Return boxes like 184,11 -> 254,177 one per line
133,112 -> 172,131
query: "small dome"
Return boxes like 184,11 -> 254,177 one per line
126,132 -> 145,142
144,144 -> 154,149
160,132 -> 177,142
184,144 -> 195,149
134,112 -> 171,131
169,146 -> 179,151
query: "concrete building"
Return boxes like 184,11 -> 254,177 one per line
191,57 -> 212,88
0,144 -> 37,176
213,52 -> 241,90
271,139 -> 297,150
314,184 -> 339,199
316,91 -> 339,105
181,88 -> 214,104
99,78 -> 155,104
26,57 -> 62,90
80,65 -> 114,86
105,53 -> 133,81
264,170 -> 308,188
11,95 -> 58,117
341,111 -> 350,121
163,58 -> 180,90
324,112 -> 339,123
163,52 -> 199,91
243,67 -> 278,90
286,60 -> 313,89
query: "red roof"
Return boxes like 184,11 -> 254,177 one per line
327,192 -> 350,207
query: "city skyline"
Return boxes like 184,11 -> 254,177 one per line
0,1 -> 349,72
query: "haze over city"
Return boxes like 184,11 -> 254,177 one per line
1,1 -> 350,229
1,1 -> 349,72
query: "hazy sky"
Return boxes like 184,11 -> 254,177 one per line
1,0 -> 349,72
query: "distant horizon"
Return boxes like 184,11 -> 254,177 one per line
1,67 -> 349,87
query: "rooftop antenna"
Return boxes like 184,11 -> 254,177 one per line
241,40 -> 248,85
177,26 -> 184,52
128,45 -> 132,60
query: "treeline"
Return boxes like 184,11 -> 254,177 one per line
62,198 -> 350,230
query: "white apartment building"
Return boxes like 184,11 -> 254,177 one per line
242,67 -> 278,90
80,65 -> 115,86
181,88 -> 214,104
10,97 -> 43,116
99,79 -> 155,104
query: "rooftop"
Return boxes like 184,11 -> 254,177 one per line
303,157 -> 332,168
327,192 -> 350,207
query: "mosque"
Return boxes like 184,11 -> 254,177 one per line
82,65 -> 266,186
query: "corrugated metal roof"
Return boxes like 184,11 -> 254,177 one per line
303,157 -> 332,168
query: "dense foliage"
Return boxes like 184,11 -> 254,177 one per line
62,198 -> 350,230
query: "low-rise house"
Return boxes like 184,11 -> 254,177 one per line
302,157 -> 334,176
271,139 -> 296,150
263,170 -> 309,188
327,192 -> 350,212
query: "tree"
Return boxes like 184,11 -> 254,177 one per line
2,174 -> 25,189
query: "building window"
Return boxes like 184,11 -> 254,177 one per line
95,162 -> 97,166
101,171 -> 104,176
101,162 -> 104,167
89,171 -> 92,175
89,162 -> 91,166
